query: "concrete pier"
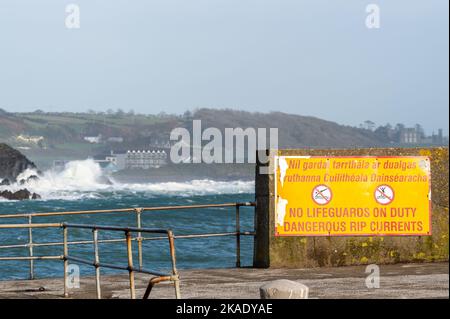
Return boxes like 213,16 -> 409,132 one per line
0,262 -> 448,299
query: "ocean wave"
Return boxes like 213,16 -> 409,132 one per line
1,159 -> 254,201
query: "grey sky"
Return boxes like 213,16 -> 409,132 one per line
0,0 -> 448,134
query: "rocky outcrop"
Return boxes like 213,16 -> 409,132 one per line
0,189 -> 41,200
0,144 -> 37,182
0,144 -> 41,200
19,175 -> 40,185
0,178 -> 11,186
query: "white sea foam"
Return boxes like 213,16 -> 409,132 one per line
2,159 -> 254,200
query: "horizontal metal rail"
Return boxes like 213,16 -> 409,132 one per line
62,223 -> 169,234
0,255 -> 62,261
0,202 -> 255,219
0,231 -> 256,249
0,223 -> 62,229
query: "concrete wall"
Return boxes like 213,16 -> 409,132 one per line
254,147 -> 449,268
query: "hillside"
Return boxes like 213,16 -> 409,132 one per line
189,109 -> 380,148
0,108 -> 399,170
0,108 -> 382,149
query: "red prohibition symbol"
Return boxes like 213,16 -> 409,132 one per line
312,184 -> 332,205
374,184 -> 395,205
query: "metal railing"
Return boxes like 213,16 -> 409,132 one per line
62,223 -> 180,299
0,202 -> 256,298
0,222 -> 179,299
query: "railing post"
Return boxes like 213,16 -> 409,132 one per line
167,230 -> 181,299
125,230 -> 136,299
135,208 -> 143,270
63,225 -> 69,298
93,228 -> 102,299
236,204 -> 241,268
27,215 -> 34,280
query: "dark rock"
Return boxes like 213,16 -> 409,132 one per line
0,178 -> 10,186
0,190 -> 13,199
27,175 -> 39,183
12,189 -> 31,200
16,176 -> 39,186
0,144 -> 36,182
31,193 -> 41,200
0,188 -> 40,200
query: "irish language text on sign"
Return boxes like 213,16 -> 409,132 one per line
274,156 -> 431,236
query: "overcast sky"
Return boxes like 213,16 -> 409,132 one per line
0,0 -> 448,134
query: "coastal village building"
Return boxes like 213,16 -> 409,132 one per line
399,128 -> 419,144
83,135 -> 102,144
397,127 -> 447,145
53,149 -> 168,171
106,150 -> 168,170
15,135 -> 44,146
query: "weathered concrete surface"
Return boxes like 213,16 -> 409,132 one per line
254,147 -> 449,268
0,262 -> 447,299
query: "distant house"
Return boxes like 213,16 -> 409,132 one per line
399,128 -> 419,144
394,127 -> 447,146
84,135 -> 102,144
94,160 -> 118,173
15,135 -> 44,145
105,155 -> 117,165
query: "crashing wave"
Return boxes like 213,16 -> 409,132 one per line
1,159 -> 254,201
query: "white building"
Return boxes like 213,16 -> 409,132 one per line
400,128 -> 418,144
84,135 -> 102,144
16,135 -> 44,145
106,150 -> 168,170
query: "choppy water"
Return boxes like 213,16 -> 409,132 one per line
0,160 -> 255,280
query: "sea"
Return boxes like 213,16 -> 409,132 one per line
0,160 -> 255,281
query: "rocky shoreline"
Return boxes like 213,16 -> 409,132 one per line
0,143 -> 41,200
0,189 -> 41,200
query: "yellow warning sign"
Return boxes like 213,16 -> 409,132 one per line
274,156 -> 431,236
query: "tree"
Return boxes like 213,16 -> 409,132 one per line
363,120 -> 376,131
374,125 -> 391,143
183,110 -> 192,119
395,123 -> 405,132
